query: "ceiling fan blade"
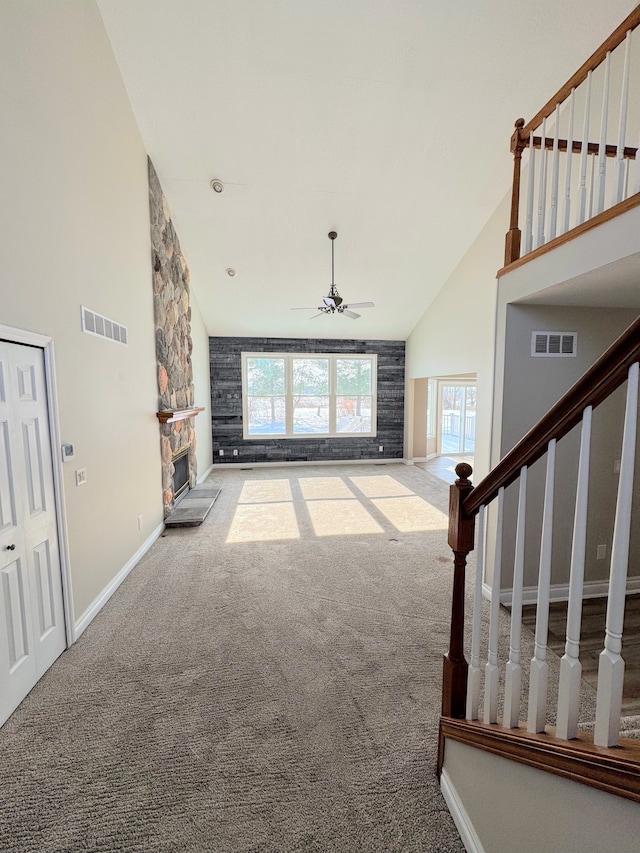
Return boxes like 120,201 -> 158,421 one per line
291,306 -> 321,310
342,309 -> 361,319
343,301 -> 375,309
323,296 -> 336,308
309,312 -> 327,319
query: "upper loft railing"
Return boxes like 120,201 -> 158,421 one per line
441,316 -> 640,797
503,7 -> 640,270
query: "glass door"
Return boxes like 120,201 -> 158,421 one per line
439,384 -> 476,454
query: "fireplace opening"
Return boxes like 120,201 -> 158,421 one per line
172,448 -> 190,503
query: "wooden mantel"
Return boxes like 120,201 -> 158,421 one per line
156,407 -> 205,424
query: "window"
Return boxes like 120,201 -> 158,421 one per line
242,352 -> 377,438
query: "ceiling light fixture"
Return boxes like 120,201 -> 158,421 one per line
226,268 -> 237,277
210,179 -> 225,194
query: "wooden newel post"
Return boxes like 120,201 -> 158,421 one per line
442,462 -> 476,719
504,117 -> 526,267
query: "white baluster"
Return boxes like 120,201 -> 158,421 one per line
596,51 -> 611,215
588,155 -> 596,220
524,132 -> 536,254
615,31 -> 632,204
527,439 -> 556,734
633,127 -> 640,195
536,118 -> 548,248
625,156 -> 631,199
556,407 -> 592,740
504,467 -> 527,729
562,89 -> 576,234
578,71 -> 593,225
594,362 -> 639,747
466,504 -> 486,721
484,487 -> 504,725
549,105 -> 561,240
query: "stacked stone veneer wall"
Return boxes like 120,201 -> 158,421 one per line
210,336 -> 405,464
148,158 -> 197,514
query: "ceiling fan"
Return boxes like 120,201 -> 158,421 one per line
291,231 -> 375,319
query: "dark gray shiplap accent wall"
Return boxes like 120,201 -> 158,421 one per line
210,337 -> 405,464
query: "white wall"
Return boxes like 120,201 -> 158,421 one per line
498,304 -> 638,590
0,2 -> 163,620
405,192 -> 510,481
443,740 -> 640,853
190,292 -> 213,479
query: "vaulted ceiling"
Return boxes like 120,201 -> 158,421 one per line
97,0 -> 636,340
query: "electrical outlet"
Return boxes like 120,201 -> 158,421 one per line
597,544 -> 607,560
219,449 -> 224,456
138,515 -> 143,530
233,449 -> 238,456
379,445 -> 384,452
75,468 -> 87,486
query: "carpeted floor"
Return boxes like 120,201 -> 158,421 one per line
1,463 -> 472,853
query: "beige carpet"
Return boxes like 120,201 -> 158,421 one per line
0,463 -> 473,853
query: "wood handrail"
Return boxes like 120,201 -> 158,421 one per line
522,6 -> 640,138
464,315 -> 640,516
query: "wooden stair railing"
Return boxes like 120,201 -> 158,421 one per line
442,315 -> 640,764
503,6 -> 640,270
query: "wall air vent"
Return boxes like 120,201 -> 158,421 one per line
81,306 -> 128,345
531,331 -> 577,357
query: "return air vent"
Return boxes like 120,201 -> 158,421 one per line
531,331 -> 577,357
81,306 -> 128,345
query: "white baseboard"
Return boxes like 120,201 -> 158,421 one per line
440,768 -> 486,853
74,521 -> 165,638
197,463 -> 215,483
212,458 -> 402,469
482,576 -> 640,606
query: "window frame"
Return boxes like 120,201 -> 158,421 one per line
241,351 -> 378,439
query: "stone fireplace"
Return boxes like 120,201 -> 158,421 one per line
149,157 -> 202,517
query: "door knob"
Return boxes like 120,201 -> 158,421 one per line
6,544 -> 15,551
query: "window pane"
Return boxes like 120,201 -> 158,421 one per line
247,396 -> 286,434
336,359 -> 371,395
246,358 -> 285,395
337,396 -> 372,432
293,396 -> 329,433
292,358 -> 329,394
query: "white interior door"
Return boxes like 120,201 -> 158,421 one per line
0,341 -> 66,725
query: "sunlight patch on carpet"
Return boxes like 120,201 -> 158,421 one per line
226,502 -> 300,542
299,477 -> 355,500
349,475 -> 414,498
306,499 -> 384,537
372,496 -> 448,532
238,479 -> 293,503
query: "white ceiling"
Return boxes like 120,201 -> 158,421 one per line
97,0 -> 636,340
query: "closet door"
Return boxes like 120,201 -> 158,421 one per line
0,341 -> 66,726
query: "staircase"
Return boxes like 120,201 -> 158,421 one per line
439,316 -> 640,851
